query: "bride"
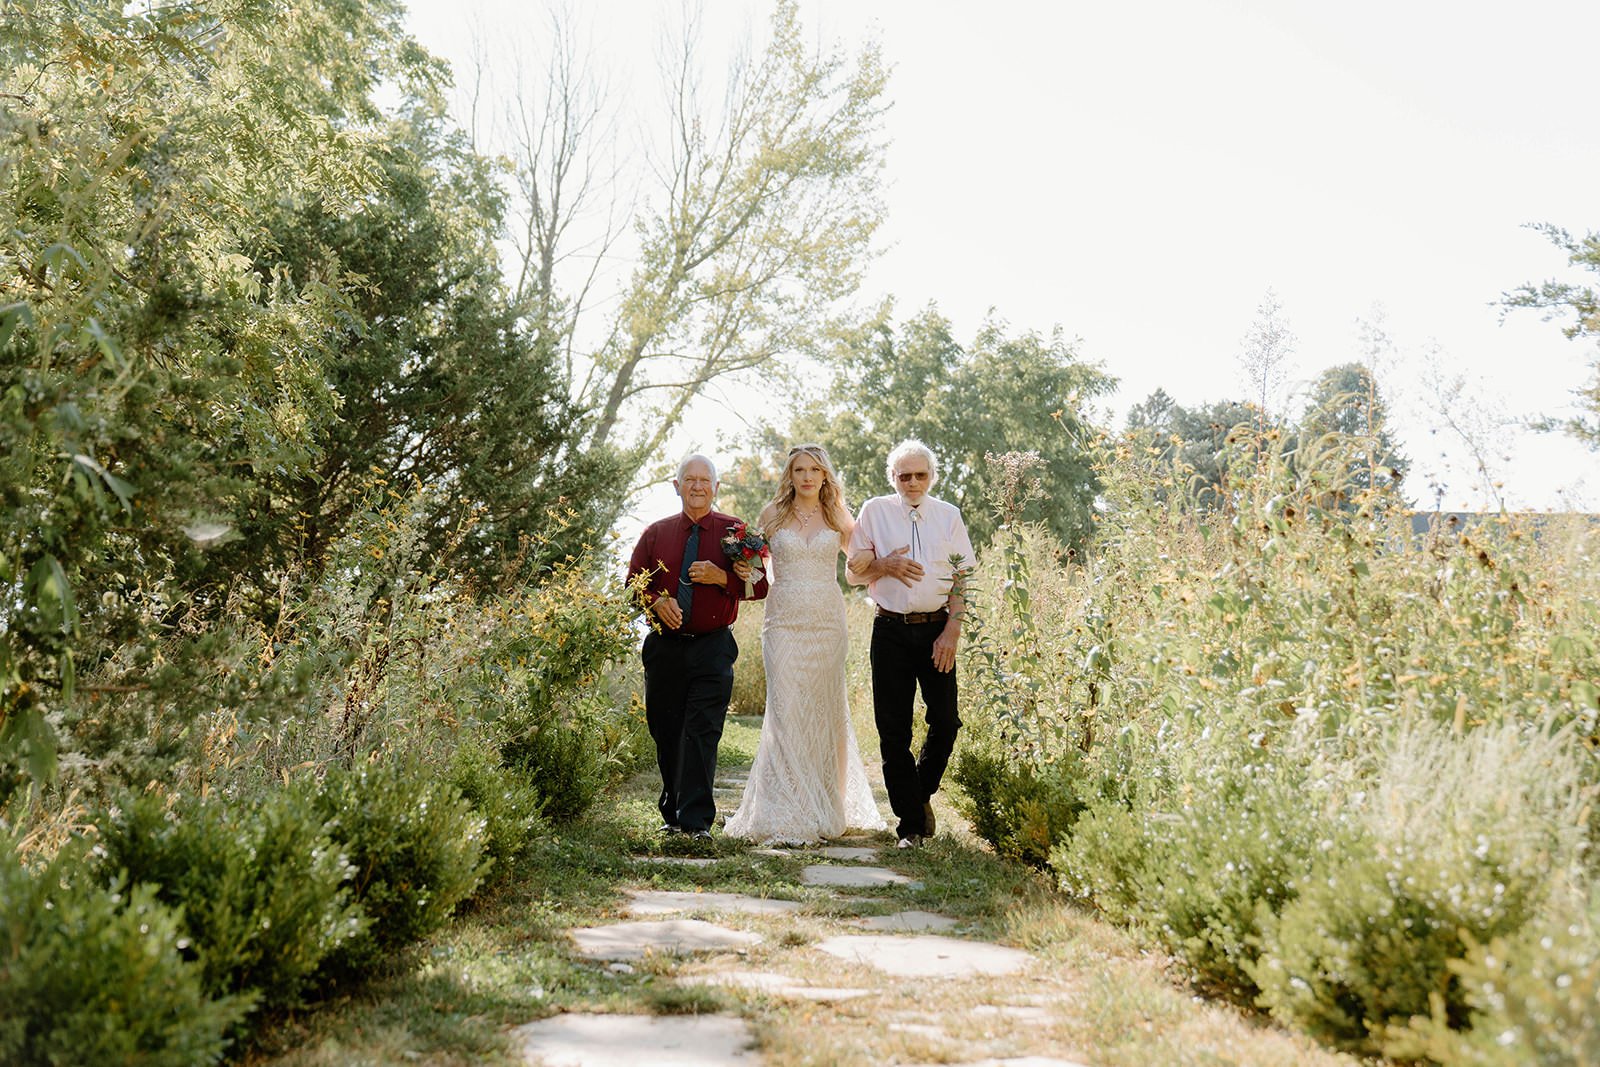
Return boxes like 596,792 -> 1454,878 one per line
724,444 -> 887,844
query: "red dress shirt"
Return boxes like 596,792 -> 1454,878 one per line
627,510 -> 769,633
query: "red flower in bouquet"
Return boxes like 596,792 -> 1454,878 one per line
721,521 -> 769,596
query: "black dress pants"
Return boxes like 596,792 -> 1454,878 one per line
869,616 -> 960,839
641,628 -> 736,832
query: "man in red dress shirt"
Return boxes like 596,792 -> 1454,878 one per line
627,454 -> 768,838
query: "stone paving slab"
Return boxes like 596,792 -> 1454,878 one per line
633,856 -> 717,868
801,864 -> 921,888
680,970 -> 875,1002
813,934 -> 1033,978
904,1059 -> 1092,1067
569,919 -> 761,961
815,846 -> 881,860
623,889 -> 802,917
971,1004 -> 1055,1022
513,1012 -> 760,1066
854,909 -> 960,932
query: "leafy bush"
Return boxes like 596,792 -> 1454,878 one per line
1052,798 -> 1151,926
448,563 -> 647,822
1252,838 -> 1545,1055
1148,755 -> 1332,998
1386,895 -> 1600,1065
97,789 -> 363,1013
313,758 -> 489,978
1249,722 -> 1580,1054
952,748 -> 1085,868
448,732 -> 546,869
956,441 -> 1599,1054
500,700 -> 616,823
0,838 -> 247,1065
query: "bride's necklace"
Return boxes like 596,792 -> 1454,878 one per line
794,505 -> 820,531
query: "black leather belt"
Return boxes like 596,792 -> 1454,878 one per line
656,626 -> 730,641
875,607 -> 948,625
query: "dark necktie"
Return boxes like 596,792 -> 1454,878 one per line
676,521 -> 700,618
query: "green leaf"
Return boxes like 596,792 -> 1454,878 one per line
70,453 -> 136,513
0,301 -> 33,351
81,318 -> 126,370
27,555 -> 78,633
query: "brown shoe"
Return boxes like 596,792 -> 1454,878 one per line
922,800 -> 937,838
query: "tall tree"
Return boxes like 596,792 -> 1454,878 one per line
1505,223 -> 1600,449
493,1 -> 889,489
246,104 -> 620,597
1125,392 -> 1270,509
761,309 -> 1112,552
1297,362 -> 1407,500
1,0 -> 426,784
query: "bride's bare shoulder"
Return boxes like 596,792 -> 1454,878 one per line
757,502 -> 780,530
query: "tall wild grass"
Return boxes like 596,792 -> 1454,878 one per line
954,434 -> 1599,1060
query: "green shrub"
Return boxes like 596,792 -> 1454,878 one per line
1386,895 -> 1600,1065
0,838 -> 247,1065
1246,724 -> 1583,1055
1251,836 -> 1546,1055
953,748 -> 1085,868
500,693 -> 623,822
448,732 -> 546,870
1146,756 -> 1329,998
97,789 -> 364,1013
1052,797 -> 1151,926
314,758 -> 489,978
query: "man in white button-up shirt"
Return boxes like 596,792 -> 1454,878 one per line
846,439 -> 976,847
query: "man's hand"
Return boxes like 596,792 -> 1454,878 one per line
869,546 -> 924,588
687,560 -> 727,587
851,547 -> 928,588
652,595 -> 684,630
931,619 -> 961,672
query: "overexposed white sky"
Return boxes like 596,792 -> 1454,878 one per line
404,0 -> 1599,515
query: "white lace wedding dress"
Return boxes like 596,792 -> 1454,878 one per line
724,527 -> 886,843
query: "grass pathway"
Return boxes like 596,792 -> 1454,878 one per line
258,716 -> 1361,1067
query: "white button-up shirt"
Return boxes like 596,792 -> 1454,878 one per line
848,493 -> 976,614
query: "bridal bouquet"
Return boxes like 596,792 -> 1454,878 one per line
721,521 -> 770,597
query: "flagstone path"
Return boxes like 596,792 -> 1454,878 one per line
512,768 -> 1096,1067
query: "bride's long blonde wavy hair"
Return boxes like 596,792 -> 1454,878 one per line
770,444 -> 849,533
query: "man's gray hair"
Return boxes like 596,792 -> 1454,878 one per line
885,438 -> 938,489
676,453 -> 719,483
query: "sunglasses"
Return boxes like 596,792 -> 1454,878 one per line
894,471 -> 930,483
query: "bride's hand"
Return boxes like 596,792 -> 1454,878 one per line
731,559 -> 753,581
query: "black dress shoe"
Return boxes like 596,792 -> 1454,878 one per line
687,829 -> 713,841
659,822 -> 683,835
